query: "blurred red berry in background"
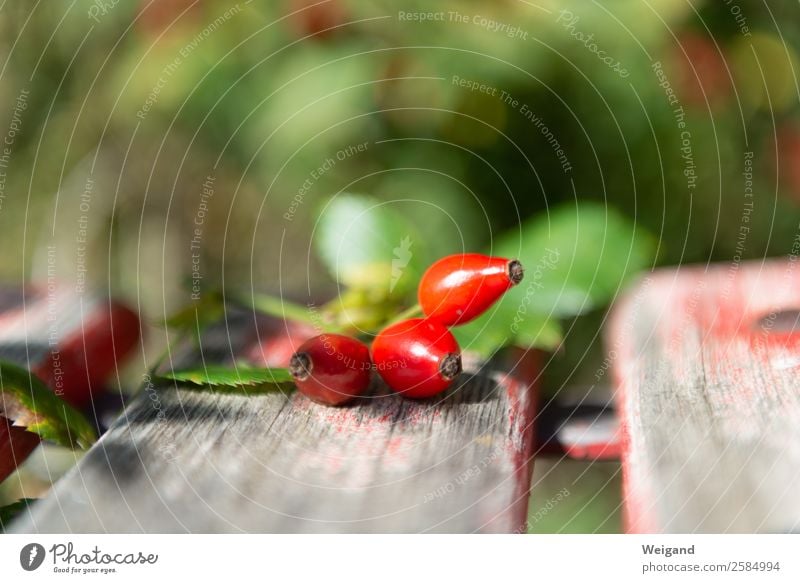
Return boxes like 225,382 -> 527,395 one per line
671,32 -> 732,109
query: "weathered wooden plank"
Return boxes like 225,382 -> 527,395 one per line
609,259 -> 800,533
11,312 -> 538,533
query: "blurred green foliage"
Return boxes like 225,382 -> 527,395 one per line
0,361 -> 96,450
528,459 -> 623,534
0,0 -> 797,314
2,0 -> 800,531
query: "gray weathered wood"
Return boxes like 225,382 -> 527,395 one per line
609,260 -> 800,533
11,312 -> 538,533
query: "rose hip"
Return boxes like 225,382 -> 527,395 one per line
418,253 -> 524,326
371,318 -> 461,399
289,334 -> 372,406
33,302 -> 141,407
0,417 -> 40,483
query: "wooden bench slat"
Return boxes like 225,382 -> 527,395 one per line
609,260 -> 800,533
11,313 -> 538,533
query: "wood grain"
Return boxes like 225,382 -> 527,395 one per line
10,312 -> 538,533
609,259 -> 800,533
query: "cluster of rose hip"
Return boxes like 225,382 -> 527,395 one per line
288,253 -> 524,405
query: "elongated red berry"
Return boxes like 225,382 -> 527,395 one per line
289,334 -> 371,406
371,318 -> 461,399
418,253 -> 524,326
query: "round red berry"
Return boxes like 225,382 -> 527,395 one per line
418,253 -> 524,326
289,334 -> 371,406
371,318 -> 462,399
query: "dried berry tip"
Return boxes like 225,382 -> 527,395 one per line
439,353 -> 462,381
508,260 -> 524,285
289,352 -> 313,381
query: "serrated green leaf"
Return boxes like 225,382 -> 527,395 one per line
316,194 -> 424,296
159,365 -> 294,389
0,361 -> 96,450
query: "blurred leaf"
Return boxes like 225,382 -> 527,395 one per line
323,288 -> 401,333
456,202 -> 653,356
374,162 -> 485,259
159,365 -> 294,390
257,46 -> 375,166
316,194 -> 424,296
238,292 -> 316,326
0,361 -> 96,450
497,201 -> 655,317
164,291 -> 225,332
732,32 -> 799,113
455,308 -> 562,356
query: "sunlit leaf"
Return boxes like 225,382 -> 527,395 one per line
316,194 -> 424,296
0,362 -> 96,450
159,365 -> 294,390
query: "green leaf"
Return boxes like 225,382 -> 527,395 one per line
454,306 -> 562,356
496,202 -> 655,317
316,194 -> 424,297
0,361 -> 96,450
455,202 -> 653,356
0,498 -> 35,529
159,365 -> 295,390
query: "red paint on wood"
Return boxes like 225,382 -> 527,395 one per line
496,348 -> 541,533
609,259 -> 800,532
559,420 -> 621,461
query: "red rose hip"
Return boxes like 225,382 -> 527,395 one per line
418,253 -> 524,326
289,334 -> 372,406
0,417 -> 41,483
371,318 -> 462,399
